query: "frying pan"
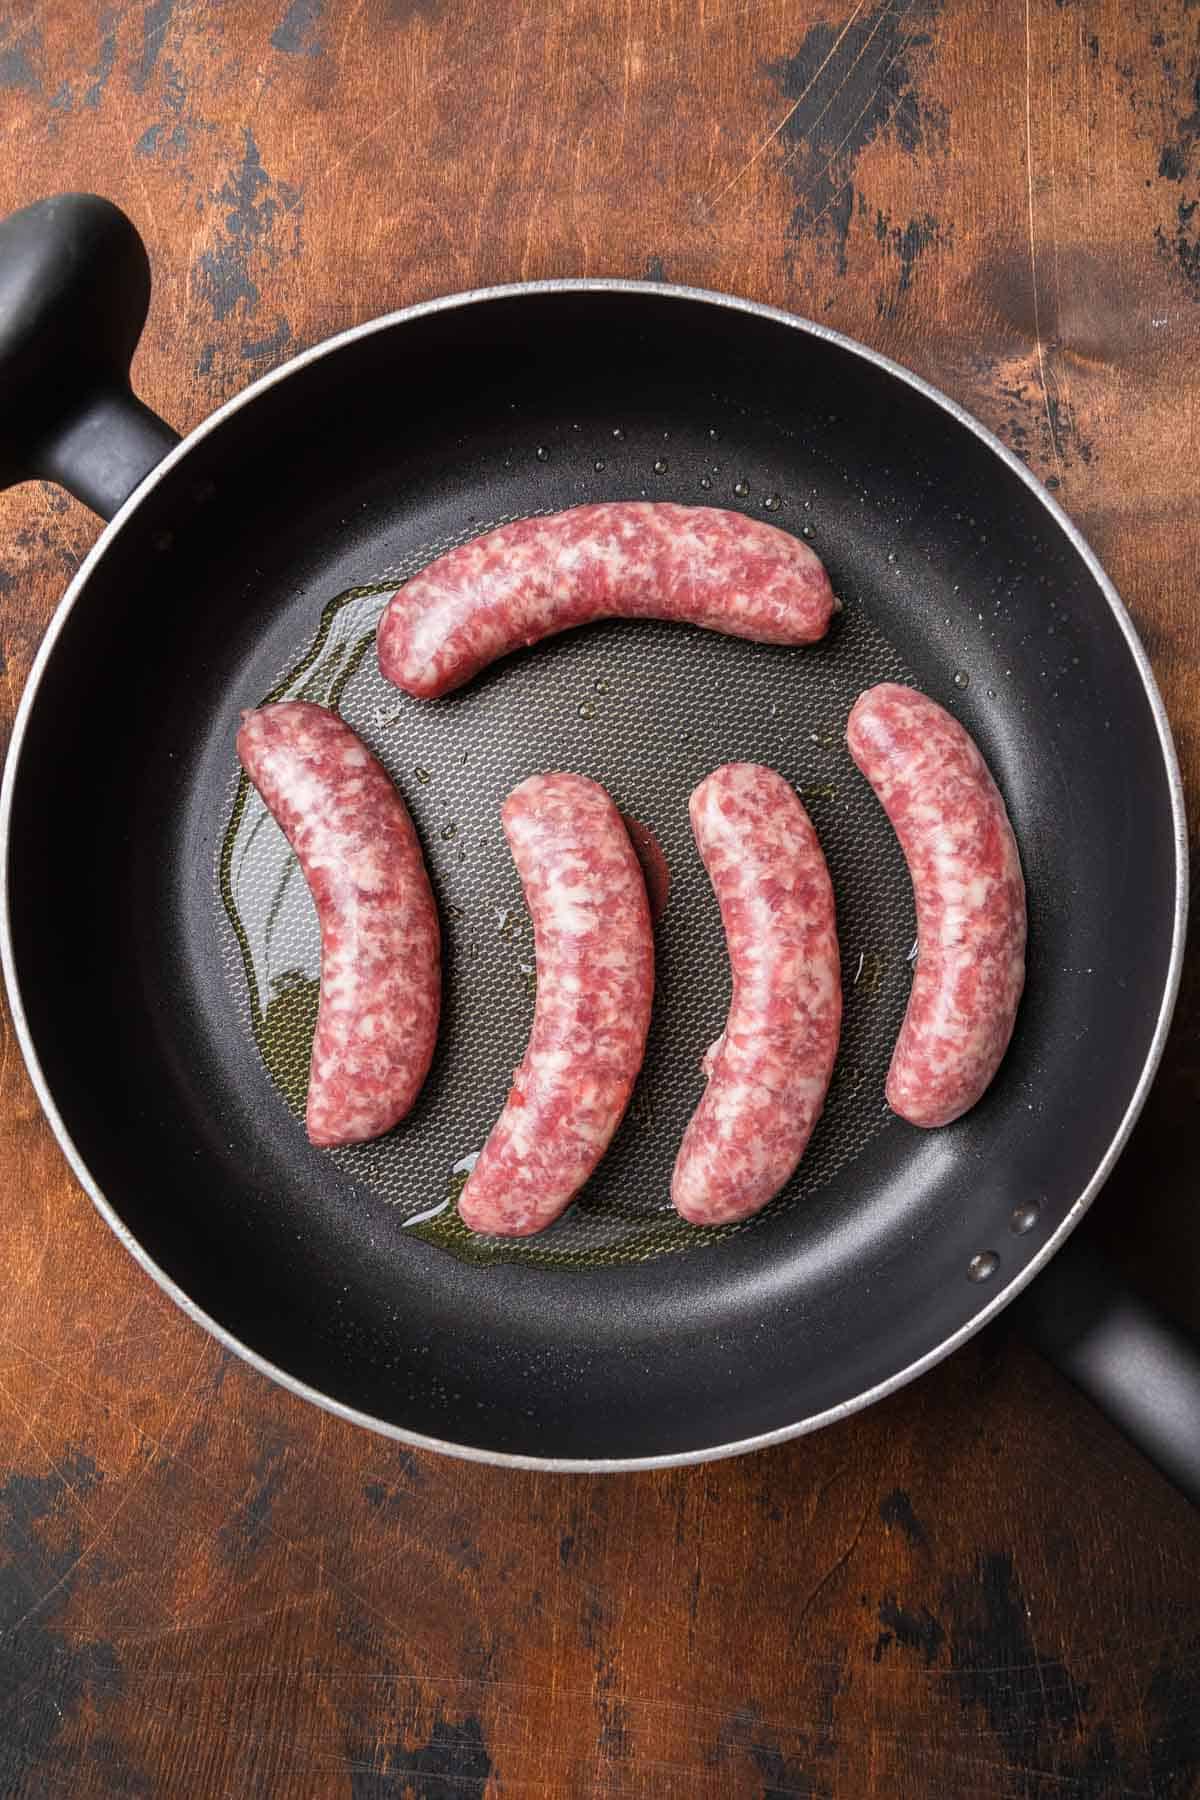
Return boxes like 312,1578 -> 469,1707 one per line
0,194 -> 1194,1484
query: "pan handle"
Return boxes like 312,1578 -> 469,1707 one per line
0,194 -> 180,521
1017,1235 -> 1200,1505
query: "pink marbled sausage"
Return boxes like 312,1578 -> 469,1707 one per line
458,772 -> 654,1237
846,684 -> 1026,1129
672,764 -> 842,1228
377,503 -> 837,698
236,702 -> 441,1148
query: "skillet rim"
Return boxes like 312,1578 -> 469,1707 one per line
0,277 -> 1187,1471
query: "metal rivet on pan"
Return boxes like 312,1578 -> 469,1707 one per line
1009,1201 -> 1042,1236
967,1251 -> 1000,1283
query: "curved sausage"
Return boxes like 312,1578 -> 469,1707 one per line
672,764 -> 842,1227
458,772 -> 654,1236
846,683 -> 1026,1128
236,702 -> 441,1148
378,502 -> 837,699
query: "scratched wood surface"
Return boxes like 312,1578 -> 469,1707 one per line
1,1 -> 1199,1794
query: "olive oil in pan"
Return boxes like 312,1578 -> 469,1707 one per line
216,511 -> 920,1270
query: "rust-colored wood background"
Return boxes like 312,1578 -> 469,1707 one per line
2,1 -> 1199,1793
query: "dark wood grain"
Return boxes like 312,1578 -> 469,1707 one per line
1,1 -> 1199,1794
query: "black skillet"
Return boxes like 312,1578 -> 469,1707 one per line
0,195 -> 1195,1484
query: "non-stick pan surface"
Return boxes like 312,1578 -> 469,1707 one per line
0,226 -> 1185,1465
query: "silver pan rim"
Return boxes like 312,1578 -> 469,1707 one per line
0,277 -> 1187,1472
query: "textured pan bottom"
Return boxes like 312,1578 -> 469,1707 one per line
217,513 -> 918,1268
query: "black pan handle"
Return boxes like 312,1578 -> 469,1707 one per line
1018,1235 -> 1200,1505
0,193 -> 180,521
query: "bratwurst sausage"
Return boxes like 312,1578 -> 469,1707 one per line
377,503 -> 837,699
672,764 -> 842,1227
846,683 -> 1026,1128
236,702 -> 441,1148
458,772 -> 654,1236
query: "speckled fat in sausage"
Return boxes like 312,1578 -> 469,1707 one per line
378,502 -> 837,698
458,771 -> 654,1236
846,683 -> 1026,1129
236,701 -> 441,1148
672,763 -> 842,1227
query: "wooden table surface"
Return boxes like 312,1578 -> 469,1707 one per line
2,1 -> 1199,1793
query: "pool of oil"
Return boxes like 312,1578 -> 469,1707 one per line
216,514 -> 918,1269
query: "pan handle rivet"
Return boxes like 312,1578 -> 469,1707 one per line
967,1251 -> 999,1283
1009,1201 -> 1042,1236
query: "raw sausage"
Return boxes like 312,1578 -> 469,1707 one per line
236,701 -> 441,1148
672,764 -> 842,1227
378,502 -> 837,699
458,772 -> 654,1236
846,683 -> 1026,1128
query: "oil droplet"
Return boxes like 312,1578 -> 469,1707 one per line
986,687 -> 997,698
801,525 -> 815,539
854,951 -> 882,995
535,445 -> 550,462
502,456 -> 513,470
803,498 -> 813,510
733,478 -> 750,498
708,427 -> 720,442
440,822 -> 458,840
594,458 -> 606,472
662,430 -> 671,440
578,699 -> 596,718
886,550 -> 897,564
612,426 -> 626,441
763,493 -> 782,511
699,476 -> 712,490
414,766 -> 431,784
954,669 -> 970,689
952,583 -> 960,593
594,677 -> 610,693
653,458 -> 669,474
